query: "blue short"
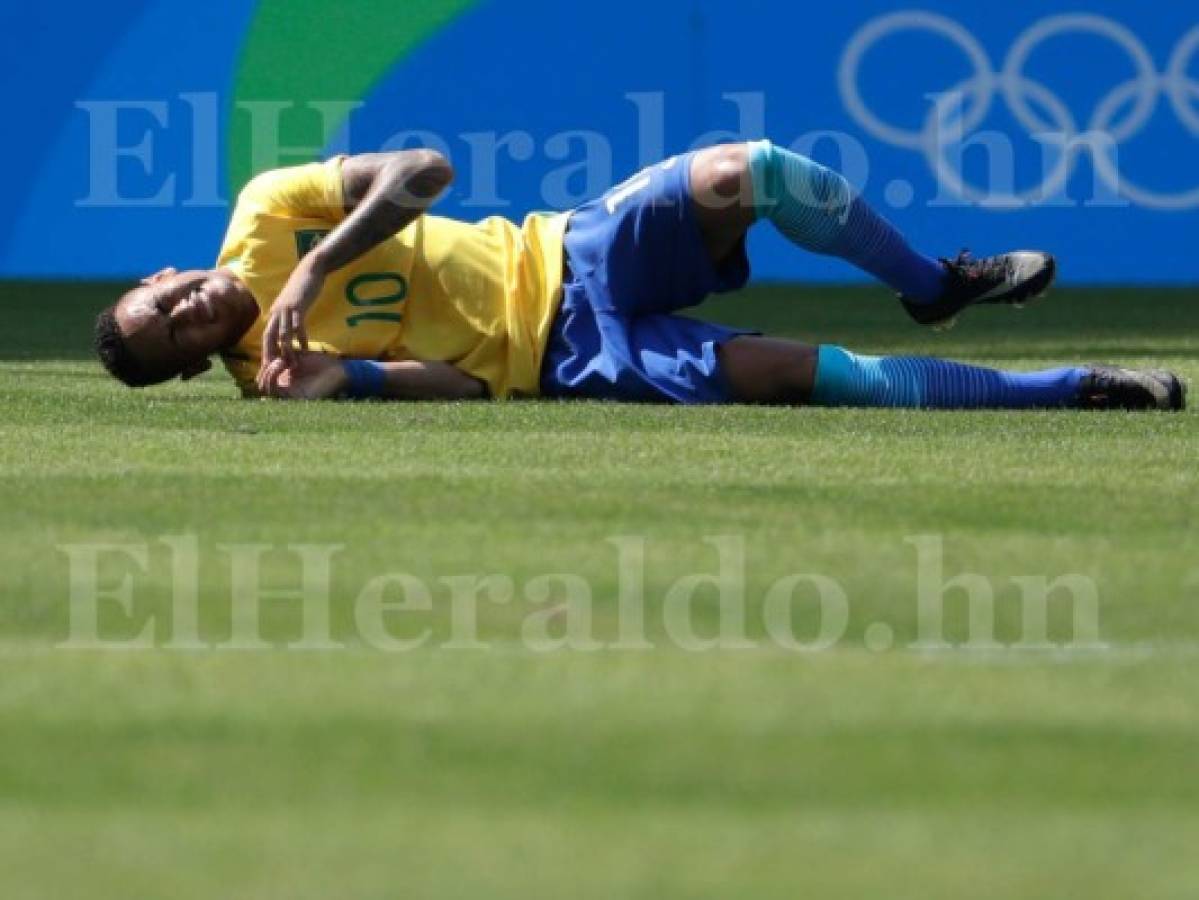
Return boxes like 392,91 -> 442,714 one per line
539,152 -> 754,404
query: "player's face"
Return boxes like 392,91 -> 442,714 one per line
115,268 -> 256,378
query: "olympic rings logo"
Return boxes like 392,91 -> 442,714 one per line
838,11 -> 1199,210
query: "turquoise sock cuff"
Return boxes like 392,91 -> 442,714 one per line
810,345 -> 921,408
810,345 -> 857,406
746,139 -> 779,221
746,140 -> 853,249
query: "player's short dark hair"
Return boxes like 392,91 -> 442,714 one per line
94,304 -> 179,387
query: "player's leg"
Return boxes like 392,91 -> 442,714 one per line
718,336 -> 1084,408
802,345 -> 1086,409
688,142 -> 1056,328
687,143 -> 758,266
717,336 -> 818,405
718,337 -> 1185,410
689,143 -> 944,294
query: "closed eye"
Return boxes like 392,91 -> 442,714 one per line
154,298 -> 179,345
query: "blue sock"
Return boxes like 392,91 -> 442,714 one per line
810,345 -> 1085,410
748,140 -> 946,302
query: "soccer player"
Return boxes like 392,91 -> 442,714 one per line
95,142 -> 1185,411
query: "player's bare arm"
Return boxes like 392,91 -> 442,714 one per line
258,149 -> 455,379
257,351 -> 486,402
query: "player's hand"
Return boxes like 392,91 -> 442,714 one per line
258,352 -> 349,401
260,259 -> 325,375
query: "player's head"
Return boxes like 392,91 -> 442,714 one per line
95,267 -> 258,387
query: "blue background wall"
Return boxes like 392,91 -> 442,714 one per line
2,0 -> 1197,283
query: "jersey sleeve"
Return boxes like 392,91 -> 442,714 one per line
235,156 -> 348,222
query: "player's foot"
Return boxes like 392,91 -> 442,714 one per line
1072,366 -> 1186,411
900,251 -> 1057,328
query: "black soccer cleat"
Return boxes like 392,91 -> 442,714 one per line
1072,366 -> 1187,411
900,250 -> 1057,328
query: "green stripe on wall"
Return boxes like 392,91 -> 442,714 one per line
227,0 -> 480,194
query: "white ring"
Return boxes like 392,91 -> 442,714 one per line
1166,26 -> 1199,136
839,11 -> 994,151
1091,143 -> 1199,210
925,76 -> 1077,209
1003,14 -> 1158,143
841,14 -> 1199,210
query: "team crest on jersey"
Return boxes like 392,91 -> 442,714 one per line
294,229 -> 331,259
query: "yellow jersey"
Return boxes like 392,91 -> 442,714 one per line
217,157 -> 567,398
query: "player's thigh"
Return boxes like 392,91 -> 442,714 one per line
689,144 -> 757,264
718,335 -> 818,406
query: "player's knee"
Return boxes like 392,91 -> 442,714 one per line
692,144 -> 752,209
774,346 -> 818,404
720,337 -> 817,406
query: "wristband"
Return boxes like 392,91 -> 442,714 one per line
343,360 -> 387,398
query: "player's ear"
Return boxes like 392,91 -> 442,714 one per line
179,358 -> 212,381
141,267 -> 178,286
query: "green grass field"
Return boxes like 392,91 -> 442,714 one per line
2,281 -> 1198,899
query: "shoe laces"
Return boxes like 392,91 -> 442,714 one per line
940,250 -> 1007,284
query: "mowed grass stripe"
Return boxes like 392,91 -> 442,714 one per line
0,283 -> 1196,898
